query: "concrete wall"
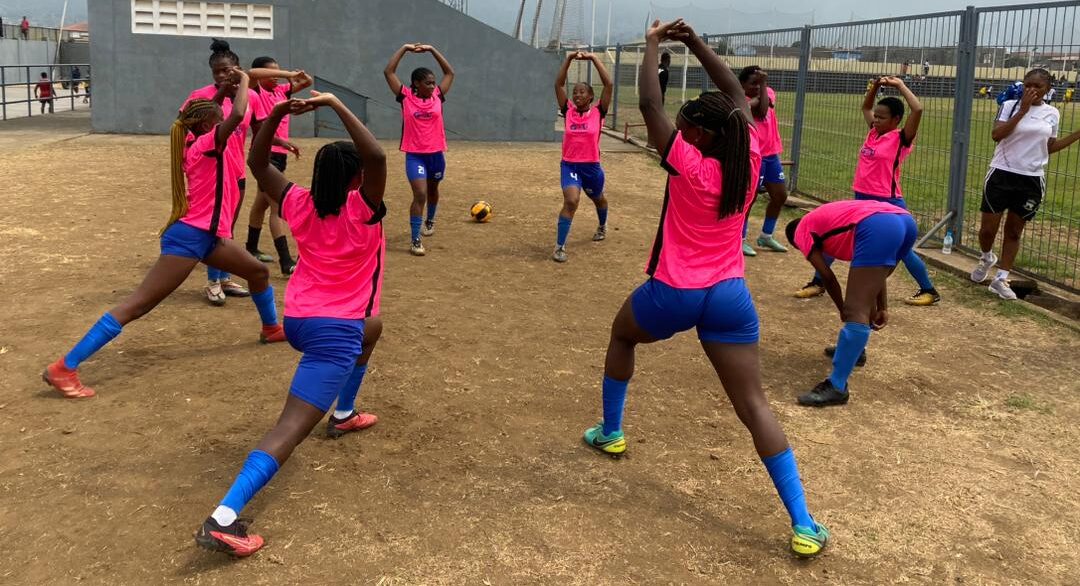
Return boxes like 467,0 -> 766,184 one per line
89,0 -> 559,141
0,39 -> 56,82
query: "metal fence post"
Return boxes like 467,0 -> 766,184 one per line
586,45 -> 594,86
1,67 -> 6,121
611,43 -> 621,130
26,66 -> 31,117
700,34 -> 709,94
945,5 -> 979,246
788,25 -> 812,193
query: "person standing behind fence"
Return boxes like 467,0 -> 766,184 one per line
34,72 -> 54,114
970,68 -> 1080,300
659,51 -> 671,104
795,76 -> 940,306
739,66 -> 789,256
71,66 -> 82,96
20,16 -> 29,40
551,50 -> 614,263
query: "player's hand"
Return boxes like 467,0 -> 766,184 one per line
1019,87 -> 1040,112
668,19 -> 697,44
576,51 -> 592,60
304,90 -> 338,107
646,19 -> 680,43
402,43 -> 417,52
283,140 -> 301,159
416,44 -> 434,53
756,69 -> 769,84
870,309 -> 889,331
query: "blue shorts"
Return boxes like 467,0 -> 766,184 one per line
561,161 -> 605,199
284,317 -> 366,412
630,278 -> 759,344
405,152 -> 446,182
852,213 -> 918,268
759,154 -> 785,186
160,221 -> 218,260
854,192 -> 908,209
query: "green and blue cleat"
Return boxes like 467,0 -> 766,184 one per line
791,521 -> 830,558
582,422 -> 626,455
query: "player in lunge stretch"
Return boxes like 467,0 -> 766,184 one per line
794,76 -> 941,306
552,50 -> 614,263
195,91 -> 386,557
42,70 -> 285,399
581,19 -> 829,558
739,65 -> 789,256
785,199 -> 917,407
384,43 -> 454,257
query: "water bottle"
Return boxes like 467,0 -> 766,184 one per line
942,230 -> 954,255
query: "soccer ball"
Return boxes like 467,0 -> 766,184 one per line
470,200 -> 493,223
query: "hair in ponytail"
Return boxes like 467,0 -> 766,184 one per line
209,38 -> 239,67
164,99 -> 222,233
678,92 -> 752,219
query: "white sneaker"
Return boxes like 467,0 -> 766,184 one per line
421,221 -> 435,237
592,225 -> 607,242
552,246 -> 568,263
971,252 -> 998,282
410,239 -> 426,257
204,280 -> 226,307
989,278 -> 1017,300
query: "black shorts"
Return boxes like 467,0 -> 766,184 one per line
270,153 -> 288,173
982,168 -> 1044,221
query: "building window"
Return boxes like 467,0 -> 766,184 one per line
131,1 -> 273,39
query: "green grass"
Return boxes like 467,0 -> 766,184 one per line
601,84 -> 1080,290
1005,393 -> 1054,414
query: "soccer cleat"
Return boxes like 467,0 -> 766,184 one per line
259,324 -> 287,344
410,239 -> 426,257
280,260 -> 296,277
552,246 -> 568,263
248,248 -> 274,263
797,380 -> 849,407
326,411 -> 379,439
970,252 -> 998,283
204,280 -> 226,307
989,278 -> 1017,300
794,280 -> 825,299
903,288 -> 941,306
195,516 -> 265,557
592,225 -> 607,242
756,235 -> 789,252
791,521 -> 830,558
421,221 -> 435,237
583,422 -> 626,455
42,359 -> 96,399
824,346 -> 867,367
220,279 -> 250,297
742,242 -> 758,257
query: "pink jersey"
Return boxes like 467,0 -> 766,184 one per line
398,86 -> 447,154
257,83 -> 291,155
646,126 -> 762,289
561,102 -> 606,163
281,183 -> 386,320
758,87 -> 783,157
178,128 -> 241,238
794,199 -> 910,262
851,128 -> 913,198
182,85 -> 258,181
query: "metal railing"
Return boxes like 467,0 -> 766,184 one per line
0,64 -> 91,121
0,23 -> 84,42
565,0 -> 1080,292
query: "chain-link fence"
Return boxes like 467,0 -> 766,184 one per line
564,1 -> 1080,292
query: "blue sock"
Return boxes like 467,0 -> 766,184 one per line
828,322 -> 872,390
220,450 -> 280,515
743,217 -> 750,238
762,447 -> 816,529
762,216 -> 778,236
903,250 -> 935,291
597,206 -> 608,227
336,363 -> 368,414
425,204 -> 438,223
207,267 -> 228,281
251,286 -> 278,326
601,375 -> 629,435
410,216 -> 422,241
556,216 -> 572,247
64,313 -> 123,369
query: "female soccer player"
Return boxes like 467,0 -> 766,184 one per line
244,55 -> 312,276
552,50 -> 614,263
795,76 -> 940,306
970,68 -> 1080,299
42,70 -> 285,399
195,91 -> 386,557
738,66 -> 788,256
785,199 -> 917,407
384,43 -> 454,257
581,19 -> 829,558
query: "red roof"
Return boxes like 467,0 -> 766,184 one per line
64,22 -> 89,32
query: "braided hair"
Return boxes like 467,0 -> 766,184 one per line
209,38 -> 239,67
411,67 -> 434,93
679,92 -> 752,219
165,99 -> 222,232
311,141 -> 362,218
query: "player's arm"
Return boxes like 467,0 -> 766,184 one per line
1048,122 -> 1080,154
862,78 -> 883,128
247,67 -> 300,89
289,70 -> 314,95
751,71 -> 770,120
384,44 -> 416,96
215,68 -> 249,152
808,249 -> 845,315
992,89 -> 1037,142
420,45 -> 455,96
872,281 -> 889,331
309,91 -> 387,207
884,76 -> 923,143
588,52 -> 614,113
639,20 -> 678,156
555,52 -> 576,111
673,20 -> 752,124
249,98 -> 311,204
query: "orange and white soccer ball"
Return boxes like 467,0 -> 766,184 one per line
470,200 -> 493,223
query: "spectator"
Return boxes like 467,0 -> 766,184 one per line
1,16 -> 5,38
71,66 -> 82,95
901,60 -> 910,77
922,60 -> 930,78
659,51 -> 671,104
34,72 -> 54,114
21,16 -> 29,40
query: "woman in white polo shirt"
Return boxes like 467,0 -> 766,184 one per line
971,68 -> 1080,299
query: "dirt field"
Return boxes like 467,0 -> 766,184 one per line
1,113 -> 1077,585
